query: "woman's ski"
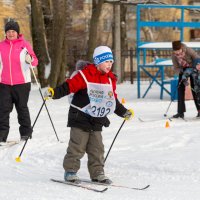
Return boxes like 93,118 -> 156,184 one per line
0,141 -> 20,149
50,179 -> 108,193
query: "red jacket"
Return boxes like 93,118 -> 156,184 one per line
66,64 -> 118,98
53,64 -> 127,131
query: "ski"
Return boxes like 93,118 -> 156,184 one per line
185,117 -> 200,122
50,179 -> 108,193
168,117 -> 186,122
138,117 -> 172,123
139,116 -> 200,123
168,117 -> 199,122
0,141 -> 20,149
80,179 -> 150,191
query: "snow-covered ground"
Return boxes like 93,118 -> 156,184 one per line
1,82 -> 200,200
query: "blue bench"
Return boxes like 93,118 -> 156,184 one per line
161,78 -> 178,100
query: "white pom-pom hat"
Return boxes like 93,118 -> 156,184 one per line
93,46 -> 114,66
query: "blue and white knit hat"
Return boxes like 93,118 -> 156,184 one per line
93,46 -> 114,66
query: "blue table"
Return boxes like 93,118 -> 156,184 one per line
139,60 -> 173,99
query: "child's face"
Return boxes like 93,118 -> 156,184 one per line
97,60 -> 113,74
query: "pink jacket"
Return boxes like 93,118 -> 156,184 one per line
0,34 -> 38,85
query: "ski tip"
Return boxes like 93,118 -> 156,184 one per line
140,184 -> 150,190
143,184 -> 150,189
138,117 -> 144,122
101,188 -> 108,193
131,184 -> 150,190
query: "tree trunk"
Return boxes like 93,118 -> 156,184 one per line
121,2 -> 128,82
30,0 -> 49,88
41,0 -> 53,59
48,0 -> 67,87
86,0 -> 104,62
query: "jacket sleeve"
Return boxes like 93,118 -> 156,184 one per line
53,82 -> 70,99
114,98 -> 127,117
66,72 -> 87,93
24,40 -> 38,67
53,72 -> 86,99
172,55 -> 181,74
186,46 -> 200,60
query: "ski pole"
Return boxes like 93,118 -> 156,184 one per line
30,64 -> 59,141
163,95 -> 176,117
164,79 -> 182,117
104,119 -> 126,163
15,100 -> 46,162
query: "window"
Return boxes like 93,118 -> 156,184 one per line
85,18 -> 90,32
173,19 -> 181,32
191,18 -> 200,22
190,29 -> 200,40
153,19 -> 159,31
103,19 -> 112,32
73,0 -> 84,10
84,0 -> 92,3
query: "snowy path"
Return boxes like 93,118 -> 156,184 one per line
1,83 -> 200,200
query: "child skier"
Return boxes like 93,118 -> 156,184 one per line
192,58 -> 200,107
45,46 -> 134,184
181,67 -> 196,86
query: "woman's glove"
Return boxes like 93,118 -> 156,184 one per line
123,109 -> 134,120
44,87 -> 54,100
25,53 -> 33,64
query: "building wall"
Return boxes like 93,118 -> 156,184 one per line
67,2 -> 113,50
0,1 -> 198,58
0,0 -> 31,43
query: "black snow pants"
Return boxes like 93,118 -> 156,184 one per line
177,73 -> 200,114
0,83 -> 32,142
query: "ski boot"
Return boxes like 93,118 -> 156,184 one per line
196,111 -> 200,118
20,135 -> 29,141
172,113 -> 184,119
64,172 -> 80,183
92,172 -> 112,185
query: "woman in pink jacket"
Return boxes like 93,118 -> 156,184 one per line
0,19 -> 38,143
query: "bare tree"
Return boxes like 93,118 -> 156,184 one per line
30,0 -> 49,87
41,0 -> 53,58
87,0 -> 104,61
48,0 -> 67,87
121,1 -> 128,80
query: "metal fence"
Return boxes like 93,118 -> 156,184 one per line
66,47 -> 200,82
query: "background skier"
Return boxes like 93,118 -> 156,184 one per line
0,19 -> 38,143
171,40 -> 200,118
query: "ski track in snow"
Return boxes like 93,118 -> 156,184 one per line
1,83 -> 200,199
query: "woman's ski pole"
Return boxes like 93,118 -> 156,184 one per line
30,65 -> 59,141
15,100 -> 46,162
104,119 -> 126,163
